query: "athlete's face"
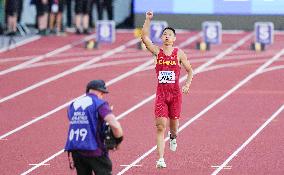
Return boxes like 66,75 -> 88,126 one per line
161,29 -> 176,46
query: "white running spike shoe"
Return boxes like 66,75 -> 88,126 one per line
156,158 -> 167,168
168,131 -> 177,152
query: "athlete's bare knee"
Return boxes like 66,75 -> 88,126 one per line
156,124 -> 166,133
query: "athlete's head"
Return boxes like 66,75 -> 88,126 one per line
161,27 -> 176,46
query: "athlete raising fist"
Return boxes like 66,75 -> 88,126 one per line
141,11 -> 193,168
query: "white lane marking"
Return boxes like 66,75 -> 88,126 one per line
120,165 -> 142,167
0,48 -> 150,63
211,165 -> 232,170
193,33 -> 253,74
29,164 -> 49,166
25,57 -> 150,70
261,65 -> 284,74
18,33 -> 201,174
0,34 -> 96,75
142,58 -> 270,72
0,39 -> 139,104
21,150 -> 64,175
211,104 -> 284,175
0,35 -> 41,53
179,32 -> 202,48
116,48 -> 284,175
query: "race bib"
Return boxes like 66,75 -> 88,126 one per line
158,71 -> 175,83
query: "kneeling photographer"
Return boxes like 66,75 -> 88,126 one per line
65,79 -> 123,175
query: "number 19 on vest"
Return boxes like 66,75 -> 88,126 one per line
150,21 -> 168,44
251,22 -> 274,51
96,20 -> 116,43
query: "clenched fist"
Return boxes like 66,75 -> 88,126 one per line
146,11 -> 153,20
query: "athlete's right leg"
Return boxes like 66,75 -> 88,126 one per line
168,93 -> 181,152
155,117 -> 167,168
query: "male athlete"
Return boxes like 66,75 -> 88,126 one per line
141,11 -> 193,168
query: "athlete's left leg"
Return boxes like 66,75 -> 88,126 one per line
168,93 -> 182,151
169,119 -> 179,138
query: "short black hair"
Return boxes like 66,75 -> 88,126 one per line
162,27 -> 176,36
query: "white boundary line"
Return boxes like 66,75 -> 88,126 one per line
19,33 -> 202,175
0,34 -> 96,75
116,48 -> 284,175
0,38 -> 139,104
211,104 -> 284,175
0,35 -> 41,53
20,33 -> 252,175
24,57 -> 150,70
261,65 -> 284,74
0,49 -> 149,63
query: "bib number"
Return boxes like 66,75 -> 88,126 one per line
69,128 -> 88,141
158,71 -> 175,84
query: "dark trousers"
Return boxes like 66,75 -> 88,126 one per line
72,152 -> 112,175
66,0 -> 72,27
96,0 -> 113,20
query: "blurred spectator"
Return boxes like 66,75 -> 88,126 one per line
49,0 -> 65,35
75,0 -> 92,34
96,0 -> 113,20
89,0 -> 95,28
0,0 -> 3,34
5,0 -> 19,35
66,0 -> 72,27
17,0 -> 23,23
35,0 -> 49,35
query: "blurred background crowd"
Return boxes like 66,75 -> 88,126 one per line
0,0 -> 134,36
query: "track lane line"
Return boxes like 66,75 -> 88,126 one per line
211,104 -> 284,175
20,33 -> 251,175
116,48 -> 284,175
19,57 -> 150,69
0,34 -> 97,75
0,38 -> 139,104
0,35 -> 41,53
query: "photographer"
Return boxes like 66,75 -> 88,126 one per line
65,80 -> 123,175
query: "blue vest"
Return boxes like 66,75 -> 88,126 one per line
65,94 -> 106,151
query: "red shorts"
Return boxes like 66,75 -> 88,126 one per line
155,90 -> 182,119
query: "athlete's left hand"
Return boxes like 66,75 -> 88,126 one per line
182,84 -> 190,94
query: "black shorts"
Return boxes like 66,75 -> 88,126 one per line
35,0 -> 49,16
5,0 -> 19,16
72,152 -> 112,175
75,0 -> 92,15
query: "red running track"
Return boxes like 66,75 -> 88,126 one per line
0,31 -> 283,175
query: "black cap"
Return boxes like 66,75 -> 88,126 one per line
86,80 -> 109,93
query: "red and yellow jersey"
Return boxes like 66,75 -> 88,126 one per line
155,48 -> 181,92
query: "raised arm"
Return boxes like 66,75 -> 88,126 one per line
141,11 -> 159,56
178,49 -> 193,94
